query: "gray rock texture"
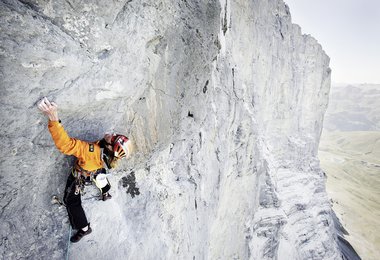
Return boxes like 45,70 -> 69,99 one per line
0,0 -> 349,259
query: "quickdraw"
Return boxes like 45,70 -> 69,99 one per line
72,165 -> 106,195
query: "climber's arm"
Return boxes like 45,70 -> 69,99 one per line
38,97 -> 87,158
47,121 -> 88,157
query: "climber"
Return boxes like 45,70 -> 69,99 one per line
37,97 -> 133,243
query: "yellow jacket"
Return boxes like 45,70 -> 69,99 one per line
48,121 -> 103,171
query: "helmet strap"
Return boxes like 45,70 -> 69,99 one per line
101,149 -> 115,169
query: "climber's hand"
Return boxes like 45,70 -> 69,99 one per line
37,97 -> 59,121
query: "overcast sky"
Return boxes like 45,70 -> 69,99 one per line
284,0 -> 380,84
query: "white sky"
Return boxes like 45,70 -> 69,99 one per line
284,0 -> 380,84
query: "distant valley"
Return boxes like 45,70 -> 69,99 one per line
319,83 -> 380,260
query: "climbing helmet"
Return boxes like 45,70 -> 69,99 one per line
111,134 -> 129,159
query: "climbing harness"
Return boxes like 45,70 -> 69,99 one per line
72,166 -> 106,195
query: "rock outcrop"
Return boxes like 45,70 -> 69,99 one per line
0,0 -> 353,259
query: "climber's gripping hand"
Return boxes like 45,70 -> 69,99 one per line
37,97 -> 59,122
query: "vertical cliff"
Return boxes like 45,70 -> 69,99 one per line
0,0 -> 350,259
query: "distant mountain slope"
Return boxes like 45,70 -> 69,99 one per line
323,84 -> 380,131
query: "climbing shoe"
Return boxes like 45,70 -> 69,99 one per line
70,225 -> 92,243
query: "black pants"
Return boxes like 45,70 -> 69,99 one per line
63,173 -> 88,230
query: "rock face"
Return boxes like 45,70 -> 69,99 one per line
0,0 -> 347,259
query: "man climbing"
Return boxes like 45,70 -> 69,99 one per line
37,97 -> 133,243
